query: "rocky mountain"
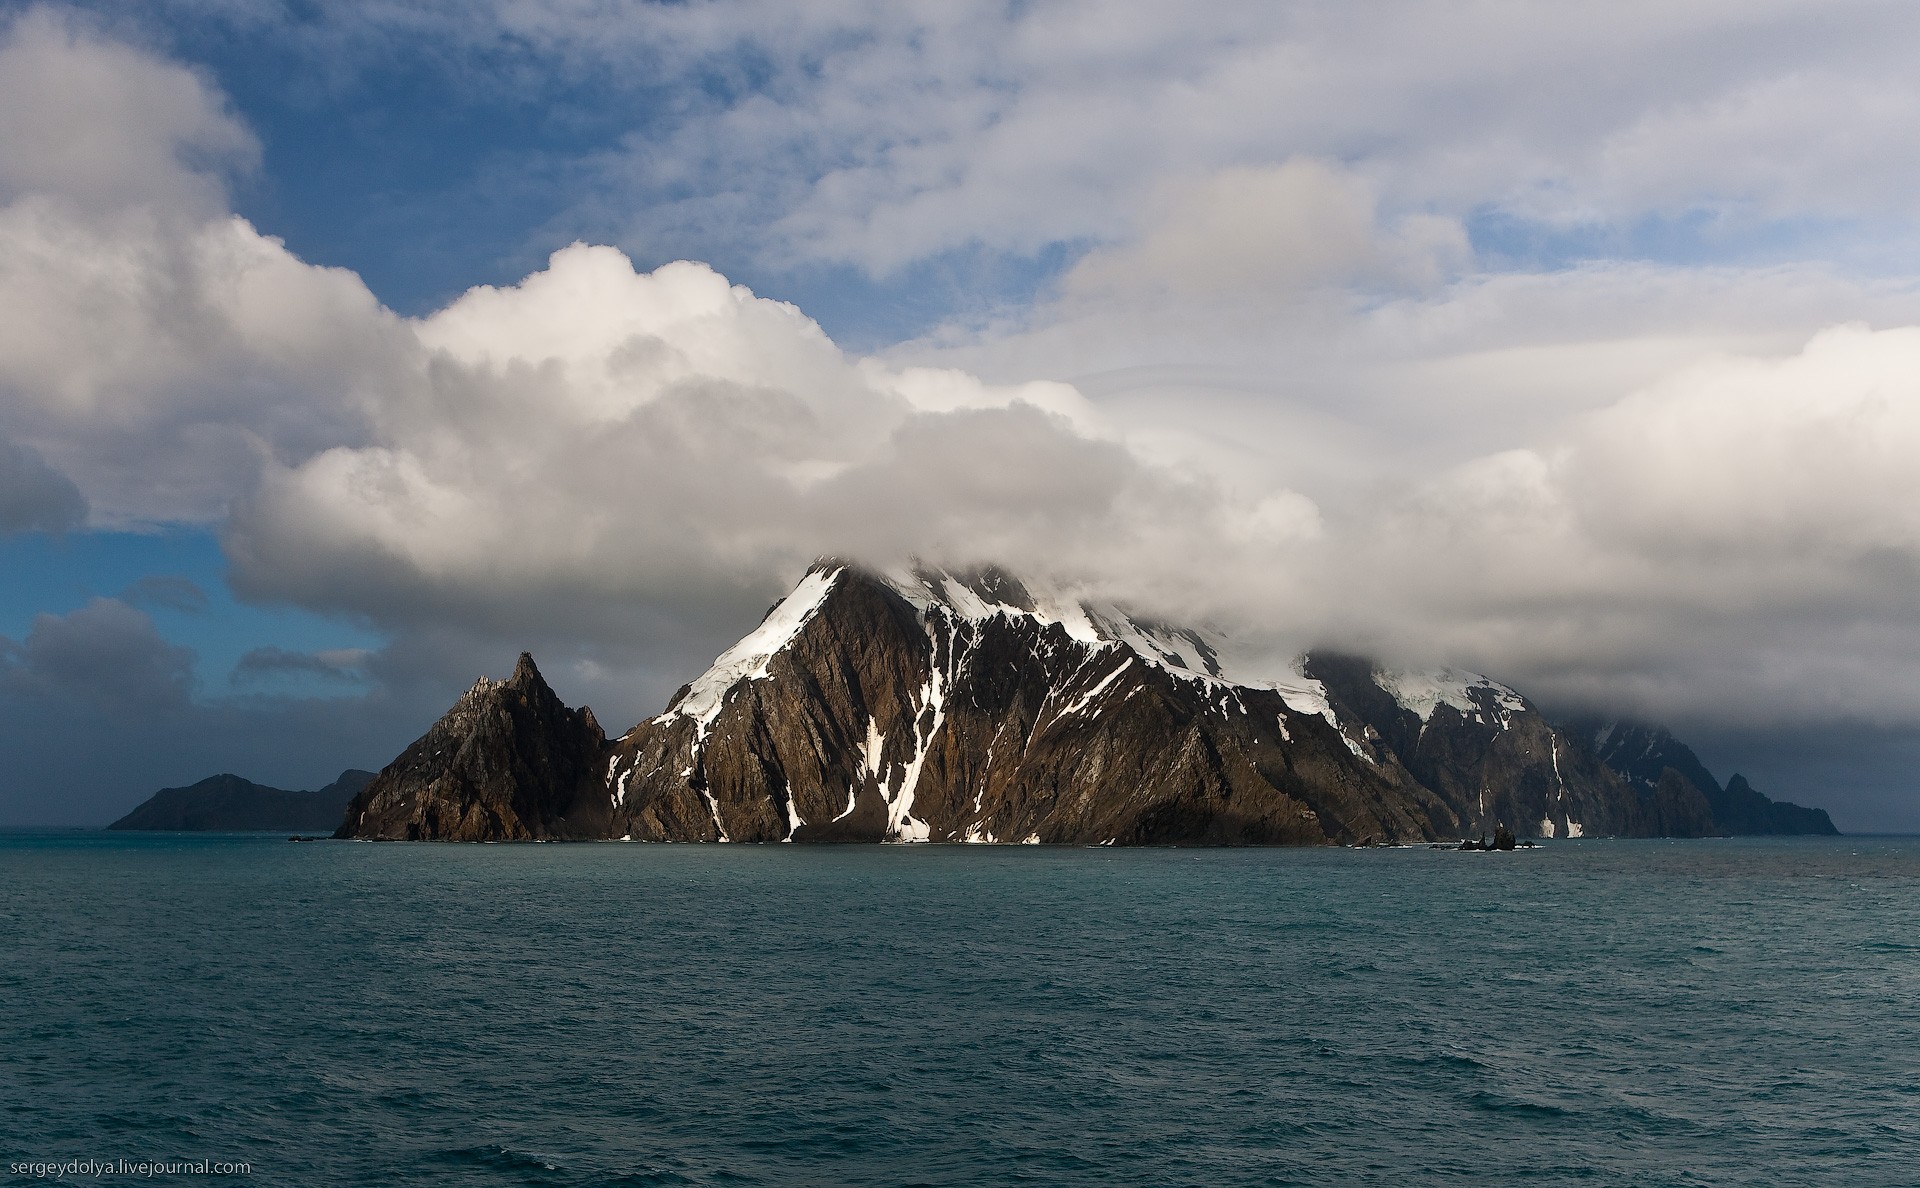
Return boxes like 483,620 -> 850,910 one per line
1304,655 -> 1717,839
110,769 -> 374,831
1569,718 -> 1838,836
335,653 -> 609,840
335,560 -> 1838,844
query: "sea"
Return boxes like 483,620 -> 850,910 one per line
2,833 -> 1917,1186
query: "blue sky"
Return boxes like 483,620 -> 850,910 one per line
154,2 -> 1075,343
7,1 -> 1920,827
0,528 -> 381,697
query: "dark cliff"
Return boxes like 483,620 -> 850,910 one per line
334,653 -> 609,840
1570,719 -> 1838,836
1305,655 -> 1714,839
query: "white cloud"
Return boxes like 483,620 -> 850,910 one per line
0,201 -> 405,524
0,13 -> 403,525
1343,325 -> 1920,724
1063,160 -> 1467,303
224,244 -> 1305,653
49,1 -> 1920,283
0,7 -> 255,216
526,0 -> 1920,277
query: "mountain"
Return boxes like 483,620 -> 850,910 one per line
1570,719 -> 1838,836
336,560 -> 1834,843
1304,655 -> 1717,839
335,653 -> 609,840
604,563 -> 1440,845
109,769 -> 375,831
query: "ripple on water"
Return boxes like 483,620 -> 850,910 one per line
2,833 -> 1918,1186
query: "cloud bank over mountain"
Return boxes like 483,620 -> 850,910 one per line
4,4 -> 1920,825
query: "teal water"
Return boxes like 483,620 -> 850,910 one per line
2,834 -> 1917,1186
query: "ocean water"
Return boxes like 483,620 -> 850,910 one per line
2,835 -> 1917,1186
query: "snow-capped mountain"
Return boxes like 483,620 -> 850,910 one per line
337,561 -> 1833,843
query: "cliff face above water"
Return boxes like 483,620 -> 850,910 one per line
110,769 -> 374,832
335,563 -> 1840,843
1569,719 -> 1838,836
335,653 -> 609,841
603,565 -> 1443,845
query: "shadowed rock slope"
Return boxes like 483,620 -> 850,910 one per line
337,563 -> 1839,843
111,769 -> 374,831
1567,718 -> 1838,836
335,653 -> 608,840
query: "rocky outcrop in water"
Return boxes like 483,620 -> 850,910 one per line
335,562 -> 1841,844
110,770 -> 374,832
334,653 -> 609,841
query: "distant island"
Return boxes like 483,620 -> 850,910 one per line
327,561 -> 1837,845
109,770 -> 375,832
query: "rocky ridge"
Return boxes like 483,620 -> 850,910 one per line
1570,718 -> 1838,836
337,562 -> 1839,843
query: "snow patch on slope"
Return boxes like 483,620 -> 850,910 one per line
1055,655 -> 1133,719
1376,667 -> 1527,723
658,565 -> 843,735
883,663 -> 944,843
887,562 -> 1359,733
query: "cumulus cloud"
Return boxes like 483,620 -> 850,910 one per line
0,12 -> 405,526
223,244 -> 1310,660
0,15 -> 1301,727
1337,324 -> 1920,724
0,7 -> 255,216
0,597 -> 195,715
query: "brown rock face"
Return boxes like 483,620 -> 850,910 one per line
603,564 -> 1501,845
339,562 -> 1827,843
334,653 -> 609,840
1304,653 -> 1696,840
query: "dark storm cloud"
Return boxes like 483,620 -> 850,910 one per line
232,645 -> 368,683
0,434 -> 86,534
1,598 -> 195,713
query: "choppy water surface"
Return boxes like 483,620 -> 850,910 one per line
3,834 -> 1918,1185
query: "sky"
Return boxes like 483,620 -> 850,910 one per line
4,1 -> 1920,829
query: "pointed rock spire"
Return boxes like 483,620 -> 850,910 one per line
335,651 -> 610,840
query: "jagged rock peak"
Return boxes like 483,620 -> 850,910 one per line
334,648 -> 611,841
